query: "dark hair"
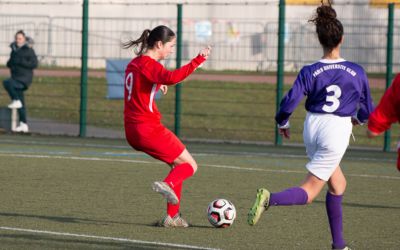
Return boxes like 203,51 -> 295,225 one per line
309,0 -> 343,52
15,30 -> 26,37
122,25 -> 175,55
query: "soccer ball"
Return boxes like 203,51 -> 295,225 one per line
207,199 -> 236,228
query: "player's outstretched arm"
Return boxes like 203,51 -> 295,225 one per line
142,46 -> 211,86
199,45 -> 212,59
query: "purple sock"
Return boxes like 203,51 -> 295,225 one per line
326,192 -> 346,249
269,187 -> 308,206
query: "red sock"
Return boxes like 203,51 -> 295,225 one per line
397,148 -> 400,172
163,163 -> 194,188
167,182 -> 182,217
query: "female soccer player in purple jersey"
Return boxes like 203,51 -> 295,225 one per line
248,1 -> 374,250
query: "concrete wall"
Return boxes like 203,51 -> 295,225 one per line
0,0 -> 398,72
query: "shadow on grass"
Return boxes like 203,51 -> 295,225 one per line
0,233 -> 183,249
0,212 -> 214,229
148,221 -> 212,229
314,200 -> 400,210
0,212 -> 148,226
187,224 -> 212,229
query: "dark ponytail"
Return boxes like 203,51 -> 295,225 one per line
122,29 -> 151,55
123,25 -> 176,55
309,0 -> 343,52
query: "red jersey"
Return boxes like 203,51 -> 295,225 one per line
368,74 -> 400,134
124,54 -> 206,124
368,74 -> 400,171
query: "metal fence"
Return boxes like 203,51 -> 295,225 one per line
0,1 -> 399,151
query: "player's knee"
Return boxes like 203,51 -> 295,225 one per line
302,189 -> 317,204
306,195 -> 316,204
329,179 -> 347,195
175,158 -> 198,173
336,185 -> 347,196
341,179 -> 347,193
329,176 -> 347,195
190,161 -> 198,174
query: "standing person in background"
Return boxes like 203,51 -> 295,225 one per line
367,73 -> 400,171
247,1 -> 374,249
3,30 -> 38,133
123,25 -> 211,227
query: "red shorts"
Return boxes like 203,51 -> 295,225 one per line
125,122 -> 185,164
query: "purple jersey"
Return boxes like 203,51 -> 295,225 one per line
275,59 -> 374,126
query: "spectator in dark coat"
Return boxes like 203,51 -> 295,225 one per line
3,30 -> 38,133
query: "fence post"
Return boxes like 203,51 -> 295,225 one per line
79,0 -> 89,137
174,3 -> 183,137
383,3 -> 394,152
47,16 -> 53,65
275,0 -> 285,146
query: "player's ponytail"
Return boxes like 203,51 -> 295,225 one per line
123,25 -> 175,55
309,0 -> 343,52
122,29 -> 151,55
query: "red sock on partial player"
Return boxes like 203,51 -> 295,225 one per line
397,148 -> 400,171
167,182 -> 182,217
163,163 -> 194,188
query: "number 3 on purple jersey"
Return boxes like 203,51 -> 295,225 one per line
125,72 -> 134,101
322,85 -> 341,113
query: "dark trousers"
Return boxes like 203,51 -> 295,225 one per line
3,78 -> 27,123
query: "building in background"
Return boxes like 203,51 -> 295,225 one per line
0,0 -> 399,72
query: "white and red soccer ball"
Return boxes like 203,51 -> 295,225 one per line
207,199 -> 236,228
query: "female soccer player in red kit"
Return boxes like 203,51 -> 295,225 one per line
123,25 -> 211,227
367,73 -> 400,171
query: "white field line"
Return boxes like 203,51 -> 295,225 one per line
193,152 -> 397,164
0,138 -> 396,163
0,152 -> 399,180
0,226 -> 219,250
0,139 -> 131,149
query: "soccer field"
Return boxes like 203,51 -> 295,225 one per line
0,134 -> 398,250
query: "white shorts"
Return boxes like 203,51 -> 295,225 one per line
303,112 -> 352,181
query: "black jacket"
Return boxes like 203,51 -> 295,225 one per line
6,42 -> 38,87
